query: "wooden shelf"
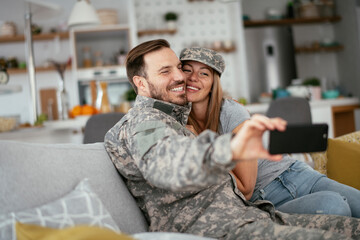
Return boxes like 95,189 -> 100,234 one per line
0,32 -> 69,43
211,46 -> 236,53
244,16 -> 341,28
137,29 -> 177,37
295,45 -> 344,54
7,66 -> 71,75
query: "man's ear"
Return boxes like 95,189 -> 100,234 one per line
133,76 -> 148,95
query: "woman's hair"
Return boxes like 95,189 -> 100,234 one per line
125,39 -> 170,94
187,71 -> 223,134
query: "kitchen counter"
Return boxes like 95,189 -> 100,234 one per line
246,97 -> 360,138
0,116 -> 90,144
246,97 -> 360,115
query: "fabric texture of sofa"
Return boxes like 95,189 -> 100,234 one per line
0,140 -> 213,240
311,130 -> 360,190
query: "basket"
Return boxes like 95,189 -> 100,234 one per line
0,117 -> 17,132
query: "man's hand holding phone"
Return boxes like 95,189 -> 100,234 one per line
268,124 -> 328,154
230,114 -> 287,162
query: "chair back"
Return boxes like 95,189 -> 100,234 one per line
266,97 -> 312,124
83,112 -> 125,143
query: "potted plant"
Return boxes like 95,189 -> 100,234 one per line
119,88 -> 137,113
164,12 -> 178,30
303,77 -> 321,100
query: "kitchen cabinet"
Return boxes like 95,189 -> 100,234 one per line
70,24 -> 134,107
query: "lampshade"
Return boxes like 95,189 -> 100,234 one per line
68,0 -> 100,28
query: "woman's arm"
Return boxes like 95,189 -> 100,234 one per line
230,121 -> 258,200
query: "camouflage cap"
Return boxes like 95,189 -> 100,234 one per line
179,47 -> 225,75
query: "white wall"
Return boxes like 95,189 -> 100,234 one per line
134,0 -> 248,100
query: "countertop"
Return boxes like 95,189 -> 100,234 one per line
0,116 -> 90,144
245,97 -> 360,114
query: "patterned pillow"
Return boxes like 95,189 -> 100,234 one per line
0,179 -> 120,240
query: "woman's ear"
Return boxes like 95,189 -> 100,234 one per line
133,76 -> 148,95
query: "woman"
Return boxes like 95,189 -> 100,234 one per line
180,47 -> 360,217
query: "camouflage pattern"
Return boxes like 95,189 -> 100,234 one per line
105,95 -> 360,240
180,47 -> 225,75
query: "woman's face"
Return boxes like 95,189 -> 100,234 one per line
183,61 -> 214,104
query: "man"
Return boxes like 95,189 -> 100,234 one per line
105,39 -> 360,239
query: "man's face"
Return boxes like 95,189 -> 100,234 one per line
143,47 -> 186,105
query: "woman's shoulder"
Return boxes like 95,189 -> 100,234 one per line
222,98 -> 247,111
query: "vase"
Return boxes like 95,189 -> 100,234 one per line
96,81 -> 112,113
166,20 -> 176,30
57,80 -> 69,120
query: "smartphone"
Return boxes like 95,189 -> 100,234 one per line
268,124 -> 328,154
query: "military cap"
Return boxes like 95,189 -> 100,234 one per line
179,47 -> 225,75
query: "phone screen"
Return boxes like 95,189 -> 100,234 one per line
268,124 -> 328,154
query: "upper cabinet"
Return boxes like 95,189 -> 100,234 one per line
70,24 -> 132,82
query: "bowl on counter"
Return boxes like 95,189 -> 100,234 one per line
322,90 -> 339,99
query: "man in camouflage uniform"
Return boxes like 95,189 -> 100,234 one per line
105,39 -> 360,239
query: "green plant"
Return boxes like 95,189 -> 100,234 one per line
164,12 -> 178,21
124,88 -> 137,101
303,77 -> 321,86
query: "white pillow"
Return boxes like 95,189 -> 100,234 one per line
0,179 -> 120,240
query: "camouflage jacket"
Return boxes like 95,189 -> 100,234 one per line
104,95 -> 277,236
104,95 -> 360,240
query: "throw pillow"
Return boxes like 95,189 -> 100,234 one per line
327,138 -> 360,190
16,222 -> 133,240
0,179 -> 120,240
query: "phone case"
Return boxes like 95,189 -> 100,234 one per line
268,124 -> 328,154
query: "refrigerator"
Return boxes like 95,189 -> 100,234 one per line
244,26 -> 297,103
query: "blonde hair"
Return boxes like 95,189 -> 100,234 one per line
188,72 -> 223,134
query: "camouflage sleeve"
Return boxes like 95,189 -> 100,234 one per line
130,120 -> 235,192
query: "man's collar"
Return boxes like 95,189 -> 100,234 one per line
134,95 -> 192,125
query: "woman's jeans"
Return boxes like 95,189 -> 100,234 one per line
250,161 -> 360,217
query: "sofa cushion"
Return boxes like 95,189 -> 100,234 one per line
0,179 -> 120,240
16,222 -> 135,240
0,141 -> 148,234
327,138 -> 360,190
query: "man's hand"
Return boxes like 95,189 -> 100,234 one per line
230,114 -> 286,162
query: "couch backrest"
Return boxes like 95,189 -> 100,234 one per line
0,140 -> 148,234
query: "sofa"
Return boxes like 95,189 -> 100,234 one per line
311,130 -> 360,190
0,140 -> 212,239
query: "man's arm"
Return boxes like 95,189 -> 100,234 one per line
130,120 -> 234,192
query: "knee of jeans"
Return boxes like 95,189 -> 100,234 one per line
315,192 -> 351,217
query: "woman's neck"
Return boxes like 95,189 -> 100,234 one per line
191,100 -> 209,131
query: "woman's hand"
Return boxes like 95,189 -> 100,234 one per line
230,114 -> 286,162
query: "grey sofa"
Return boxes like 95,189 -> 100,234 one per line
0,140 -> 212,239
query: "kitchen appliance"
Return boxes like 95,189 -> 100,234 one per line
244,26 -> 297,103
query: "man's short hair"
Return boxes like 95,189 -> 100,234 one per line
125,39 -> 170,94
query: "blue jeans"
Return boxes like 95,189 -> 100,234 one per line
250,161 -> 360,217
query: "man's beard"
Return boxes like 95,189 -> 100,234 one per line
148,80 -> 186,106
